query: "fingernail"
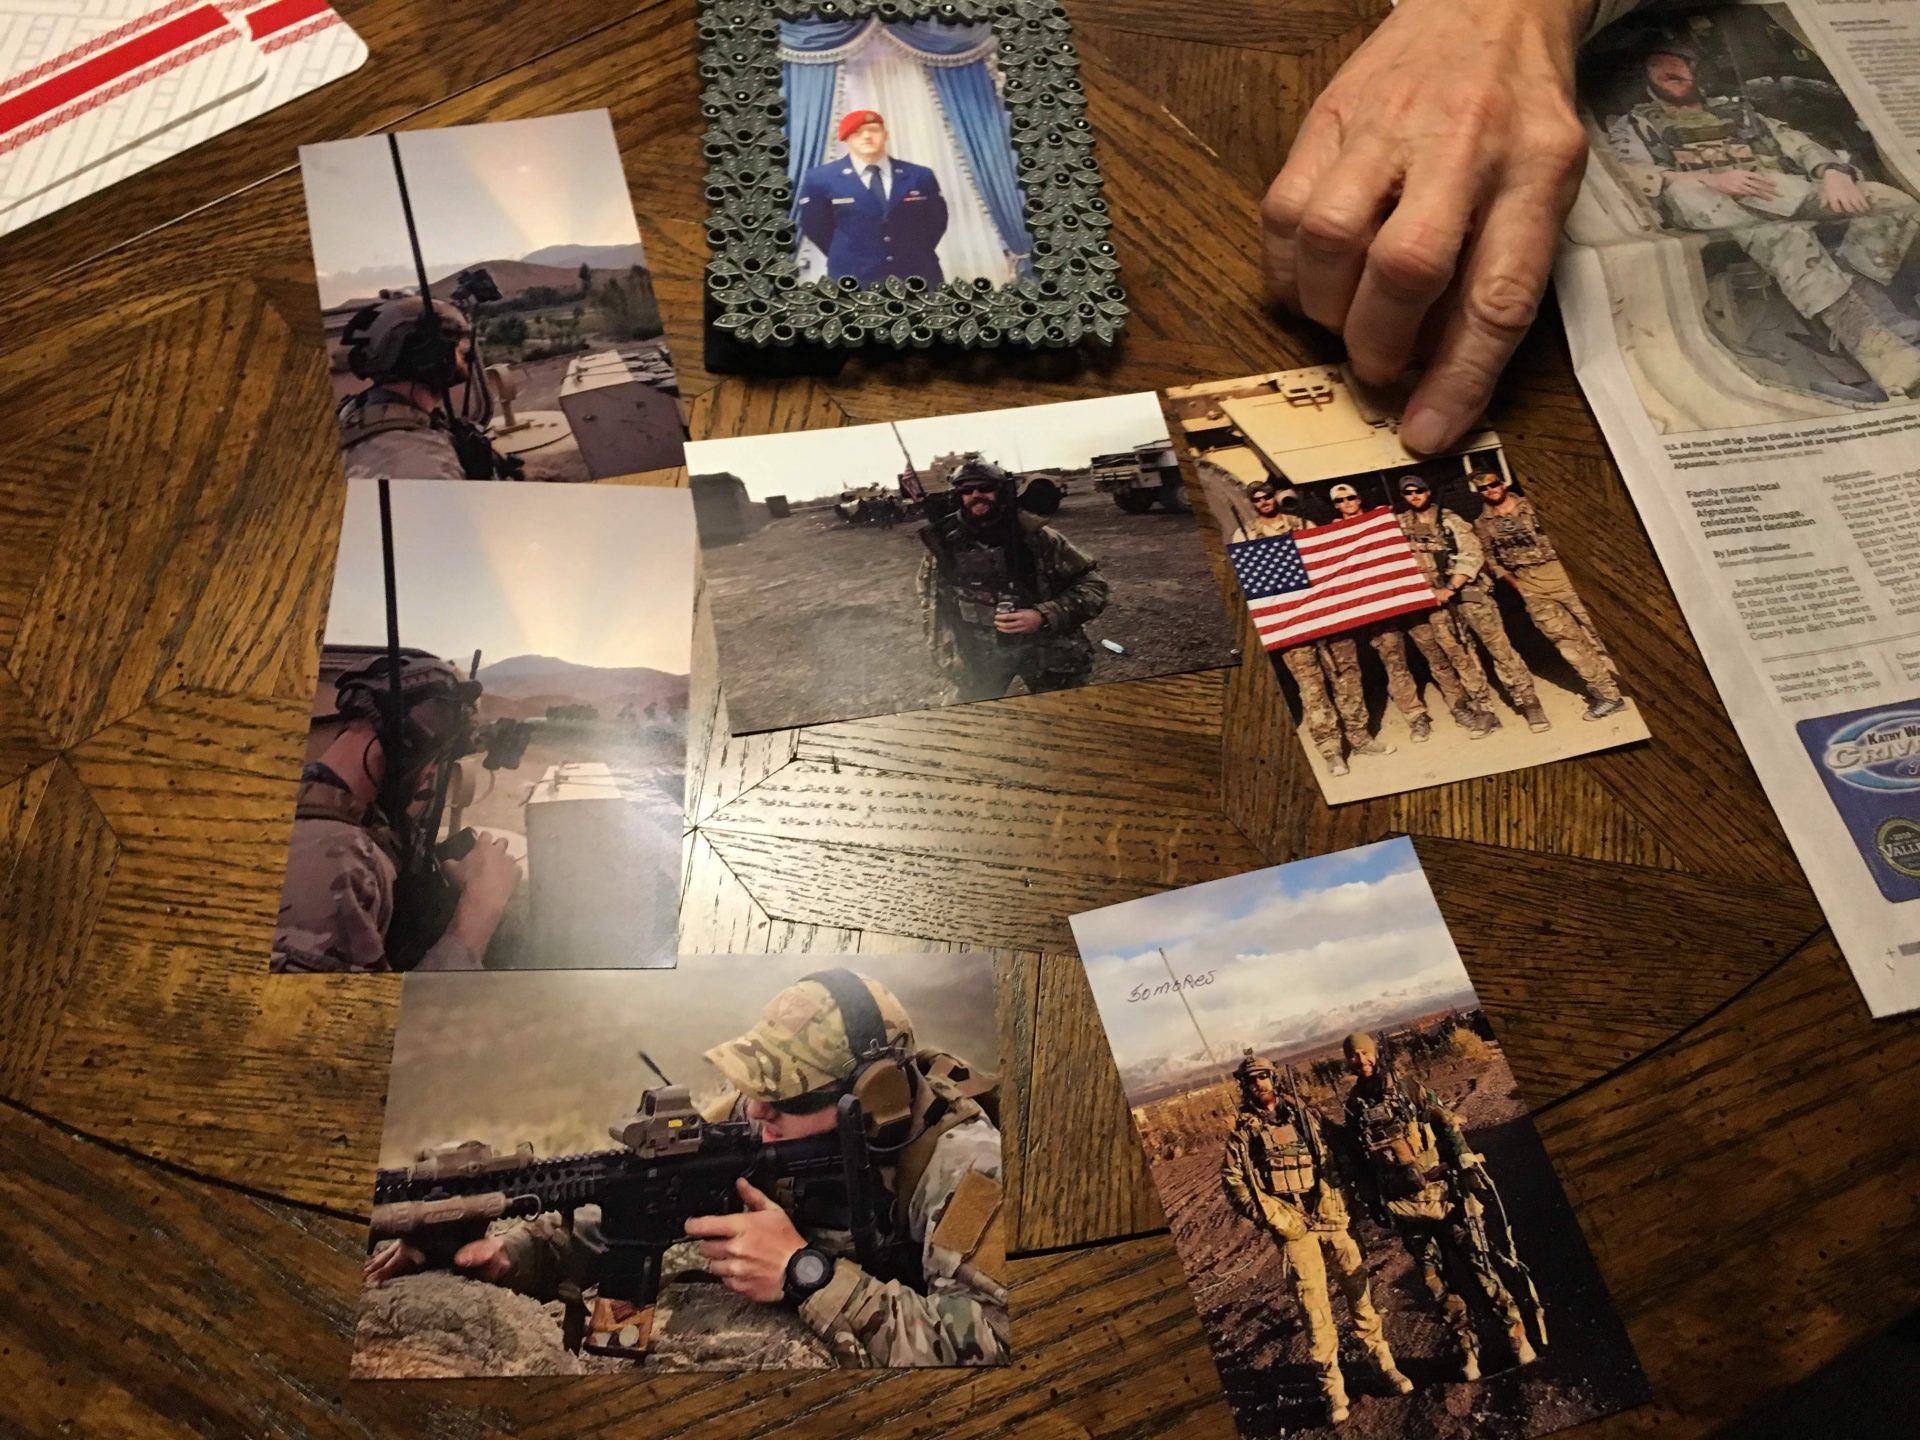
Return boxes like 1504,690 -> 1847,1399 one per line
1400,405 -> 1451,454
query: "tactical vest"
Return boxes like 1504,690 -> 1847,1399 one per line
937,520 -> 1041,633
337,391 -> 440,448
1478,499 -> 1557,571
1647,98 -> 1785,175
291,775 -> 402,869
1240,1105 -> 1319,1197
1399,511 -> 1457,584
1349,1080 -> 1440,1199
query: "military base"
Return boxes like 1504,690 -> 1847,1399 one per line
356,956 -> 1003,1376
687,393 -> 1237,734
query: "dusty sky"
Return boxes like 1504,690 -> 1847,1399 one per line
684,392 -> 1170,506
1069,839 -> 1471,1073
301,111 -> 642,307
379,954 -> 999,1166
323,480 -> 693,675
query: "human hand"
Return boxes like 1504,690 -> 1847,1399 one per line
684,1178 -> 807,1304
993,608 -> 1046,635
444,832 -> 521,936
362,1235 -> 511,1284
363,1239 -> 424,1284
1696,168 -> 1779,200
1820,168 -> 1870,215
1263,0 -> 1593,454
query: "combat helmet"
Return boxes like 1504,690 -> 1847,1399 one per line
1233,1049 -> 1279,1098
333,651 -> 483,773
341,296 -> 472,388
704,969 -> 916,1106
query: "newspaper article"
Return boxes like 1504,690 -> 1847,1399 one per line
1558,0 -> 1920,1016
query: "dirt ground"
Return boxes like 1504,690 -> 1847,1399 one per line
701,488 -> 1240,734
1154,1045 -> 1647,1438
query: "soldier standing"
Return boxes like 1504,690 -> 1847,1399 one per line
337,296 -> 525,480
1236,483 -> 1392,776
366,970 -> 1009,1368
1608,41 -> 1920,397
1341,1031 -> 1539,1382
918,459 -> 1110,703
1469,471 -> 1628,720
272,653 -> 519,973
1397,475 -> 1553,733
1221,1051 -> 1413,1424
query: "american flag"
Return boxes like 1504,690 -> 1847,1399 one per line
1228,508 -> 1437,651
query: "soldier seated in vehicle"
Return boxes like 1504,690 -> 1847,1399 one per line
271,652 -> 519,974
364,971 -> 1009,1369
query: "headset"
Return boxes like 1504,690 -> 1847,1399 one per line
802,968 -> 917,1149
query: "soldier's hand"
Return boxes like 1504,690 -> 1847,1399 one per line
1697,169 -> 1778,200
363,1239 -> 424,1284
1263,0 -> 1592,454
443,832 -> 521,953
451,1236 -> 513,1283
684,1177 -> 806,1305
993,608 -> 1046,635
1820,169 -> 1870,215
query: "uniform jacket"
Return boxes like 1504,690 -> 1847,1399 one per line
917,517 -> 1109,681
798,156 -> 949,287
338,390 -> 468,481
270,774 -> 479,974
1344,1071 -> 1474,1222
1230,509 -> 1301,542
1607,94 -> 1842,214
1220,1098 -> 1348,1241
495,1096 -> 1010,1368
1397,506 -> 1484,588
1472,495 -> 1560,577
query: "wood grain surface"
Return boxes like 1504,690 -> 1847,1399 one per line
1,0 -> 1915,1434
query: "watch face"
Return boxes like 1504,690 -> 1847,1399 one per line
792,1250 -> 830,1289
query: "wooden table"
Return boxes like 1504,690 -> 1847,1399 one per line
2,2 -> 1915,1434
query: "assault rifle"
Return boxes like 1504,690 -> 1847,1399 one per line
370,1084 -> 901,1360
1456,1161 -> 1550,1350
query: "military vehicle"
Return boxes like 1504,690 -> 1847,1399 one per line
834,486 -> 901,526
1091,439 -> 1188,514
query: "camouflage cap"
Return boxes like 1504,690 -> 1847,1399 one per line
1467,469 -> 1505,492
703,974 -> 915,1103
1342,1031 -> 1379,1061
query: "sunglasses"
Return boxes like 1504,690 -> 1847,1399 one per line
769,1083 -> 848,1116
955,481 -> 999,497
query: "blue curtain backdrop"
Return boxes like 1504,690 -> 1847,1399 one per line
778,17 -> 1033,272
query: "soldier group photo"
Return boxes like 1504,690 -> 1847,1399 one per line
685,392 -> 1236,734
1580,5 -> 1920,411
353,956 -> 1007,1376
1071,841 -> 1649,1439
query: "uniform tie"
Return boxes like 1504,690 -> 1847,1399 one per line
865,163 -> 884,205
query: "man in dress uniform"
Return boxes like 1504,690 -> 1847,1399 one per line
1609,40 -> 1920,396
798,110 -> 950,286
1221,1050 -> 1412,1424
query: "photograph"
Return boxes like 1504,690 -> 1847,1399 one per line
301,109 -> 688,482
268,479 -> 692,975
1571,4 -> 1920,427
1069,839 -> 1650,1439
688,392 -> 1238,734
1168,367 -> 1648,803
1797,701 -> 1920,903
354,955 -> 1009,1376
783,15 -> 1030,291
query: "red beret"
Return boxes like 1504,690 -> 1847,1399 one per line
838,109 -> 884,142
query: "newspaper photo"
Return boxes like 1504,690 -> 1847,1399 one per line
1558,1 -> 1920,1016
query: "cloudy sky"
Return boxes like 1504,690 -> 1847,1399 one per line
323,480 -> 693,674
683,392 -> 1170,505
302,111 -> 643,307
1070,839 -> 1473,1081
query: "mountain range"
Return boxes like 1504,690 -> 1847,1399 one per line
318,243 -> 651,310
474,654 -> 687,720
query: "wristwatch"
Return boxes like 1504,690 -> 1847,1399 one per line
782,1245 -> 836,1306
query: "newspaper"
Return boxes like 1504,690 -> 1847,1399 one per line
1557,0 -> 1920,1016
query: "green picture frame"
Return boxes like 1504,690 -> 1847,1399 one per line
698,0 -> 1127,353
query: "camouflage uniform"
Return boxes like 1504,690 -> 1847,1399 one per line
269,765 -> 480,973
1473,497 -> 1621,703
495,975 -> 1010,1368
1221,1082 -> 1403,1416
918,516 -> 1110,703
1344,1061 -> 1531,1376
1398,504 -> 1547,714
339,391 -> 470,481
1237,509 -> 1372,762
1609,93 -> 1920,320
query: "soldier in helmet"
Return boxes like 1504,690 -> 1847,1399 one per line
1340,1031 -> 1539,1382
917,458 -> 1111,703
271,651 -> 520,973
1468,470 -> 1627,721
337,297 -> 525,481
1608,39 -> 1920,397
366,970 -> 1009,1368
1237,482 -> 1393,777
1221,1050 -> 1412,1424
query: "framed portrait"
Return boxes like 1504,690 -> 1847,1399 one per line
699,0 -> 1127,355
